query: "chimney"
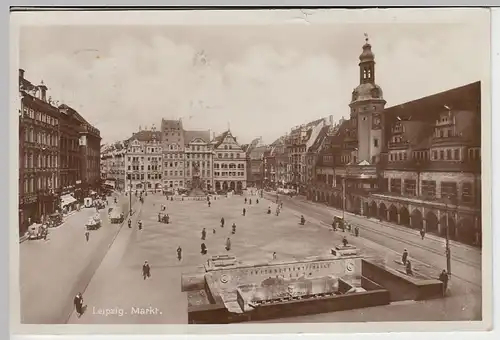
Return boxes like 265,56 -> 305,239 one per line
19,69 -> 25,79
329,114 -> 334,126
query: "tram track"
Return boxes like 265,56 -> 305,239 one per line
266,194 -> 482,289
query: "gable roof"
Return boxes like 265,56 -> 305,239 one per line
184,130 -> 210,144
127,130 -> 162,142
211,130 -> 232,148
307,125 -> 329,153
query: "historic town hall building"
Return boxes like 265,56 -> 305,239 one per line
309,37 -> 481,246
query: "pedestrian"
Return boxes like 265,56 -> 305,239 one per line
221,217 -> 225,228
402,249 -> 408,265
272,252 -> 277,260
242,208 -> 246,216
166,214 -> 170,224
158,212 -> 161,222
256,198 -> 259,204
142,261 -> 151,280
226,237 -> 231,251
420,228 -> 426,240
232,223 -> 236,234
138,220 -> 143,231
128,219 -> 132,228
245,198 -> 247,204
201,228 -> 206,240
280,202 -> 283,209
208,201 -> 211,208
213,228 -> 216,234
201,242 -> 207,255
342,236 -> 348,247
74,292 -> 86,318
354,226 -> 359,237
438,269 -> 449,296
405,260 -> 413,276
85,229 -> 90,242
249,199 -> 252,205
267,207 -> 271,214
177,246 -> 182,261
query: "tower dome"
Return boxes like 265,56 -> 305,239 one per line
359,41 -> 375,62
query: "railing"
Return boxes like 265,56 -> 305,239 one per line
388,140 -> 410,148
431,135 -> 464,144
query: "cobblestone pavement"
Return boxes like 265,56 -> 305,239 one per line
19,193 -> 137,324
69,192 -> 481,324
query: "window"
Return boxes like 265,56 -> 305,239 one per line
440,150 -> 444,160
441,182 -> 457,201
421,180 -> 436,198
373,138 -> 379,147
454,149 -> 460,160
462,182 -> 473,204
390,178 -> 401,193
404,179 -> 416,196
446,149 -> 452,160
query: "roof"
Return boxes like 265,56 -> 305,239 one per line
184,130 -> 210,144
211,130 -> 231,148
127,130 -> 162,142
249,145 -> 268,160
307,126 -> 329,153
383,81 -> 480,151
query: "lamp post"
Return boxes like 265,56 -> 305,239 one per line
342,177 -> 346,220
444,195 -> 452,278
128,182 -> 132,217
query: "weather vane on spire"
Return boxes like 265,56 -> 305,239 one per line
364,33 -> 369,43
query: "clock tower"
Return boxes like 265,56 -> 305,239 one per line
349,34 -> 386,164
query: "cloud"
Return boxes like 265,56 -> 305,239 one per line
21,34 -> 348,144
20,23 -> 486,145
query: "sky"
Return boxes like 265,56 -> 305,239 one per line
18,15 -> 488,145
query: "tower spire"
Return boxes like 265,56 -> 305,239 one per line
359,34 -> 375,84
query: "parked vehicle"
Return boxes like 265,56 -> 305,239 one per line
84,197 -> 93,208
27,223 -> 48,240
47,212 -> 63,228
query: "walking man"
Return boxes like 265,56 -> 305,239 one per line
245,197 -> 247,204
439,269 -> 449,296
249,198 -> 252,205
221,217 -> 225,228
405,260 -> 413,276
242,208 -> 246,216
272,252 -> 277,260
402,249 -> 409,265
208,201 -> 211,208
138,220 -> 143,231
177,246 -> 182,261
201,242 -> 207,255
420,228 -> 426,240
128,219 -> 132,228
226,237 -> 232,251
74,292 -> 86,318
201,228 -> 206,240
85,229 -> 90,242
142,261 -> 151,280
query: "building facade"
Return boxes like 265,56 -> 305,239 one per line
212,130 -> 247,192
18,69 -> 60,233
308,37 -> 481,246
184,130 -> 213,191
161,119 -> 185,191
100,141 -> 126,191
285,118 -> 328,193
125,128 -> 163,192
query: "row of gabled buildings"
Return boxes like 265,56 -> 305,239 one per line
250,37 -> 482,246
18,69 -> 102,235
100,120 -> 248,193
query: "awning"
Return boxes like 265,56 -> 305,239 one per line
104,181 -> 116,188
61,194 -> 77,208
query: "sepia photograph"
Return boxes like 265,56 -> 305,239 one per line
9,8 -> 491,334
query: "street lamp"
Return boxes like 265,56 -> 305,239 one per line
444,195 -> 453,278
129,182 -> 133,217
342,177 -> 346,220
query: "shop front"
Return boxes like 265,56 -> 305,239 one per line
60,194 -> 78,215
19,194 -> 38,236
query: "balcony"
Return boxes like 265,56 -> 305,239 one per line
392,125 -> 404,134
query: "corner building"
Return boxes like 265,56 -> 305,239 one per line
309,37 -> 481,246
